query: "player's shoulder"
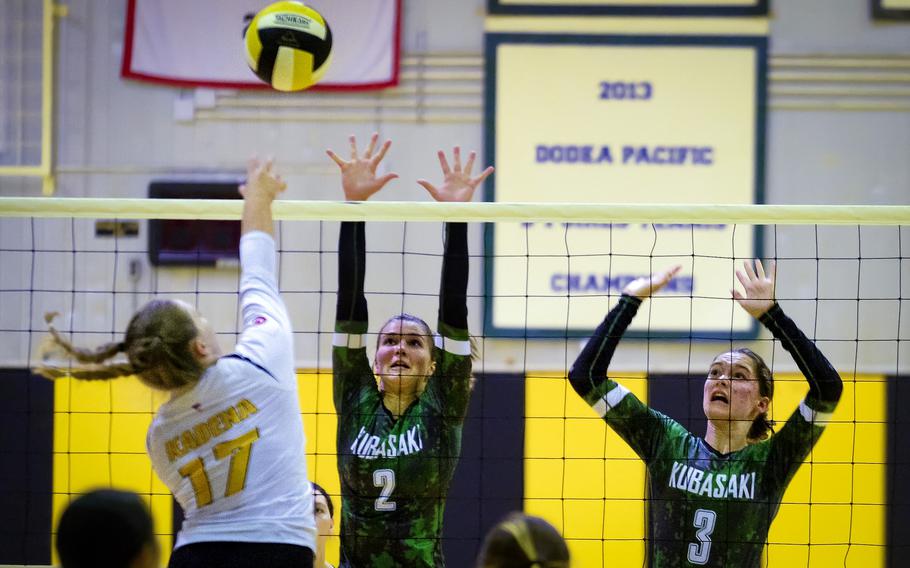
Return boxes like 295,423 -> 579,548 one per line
332,345 -> 372,374
435,348 -> 473,374
653,412 -> 698,449
217,353 -> 276,380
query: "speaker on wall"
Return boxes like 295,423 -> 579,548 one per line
147,180 -> 242,267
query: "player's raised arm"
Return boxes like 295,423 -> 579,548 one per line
418,147 -> 493,343
328,134 -> 398,332
569,265 -> 681,402
736,260 -> 843,417
233,157 -> 295,381
240,156 -> 286,237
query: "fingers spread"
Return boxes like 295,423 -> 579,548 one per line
464,151 -> 476,176
372,139 -> 392,167
417,179 -> 438,198
437,150 -> 452,175
377,173 -> 399,189
742,259 -> 757,281
326,149 -> 346,167
365,132 -> 378,158
665,265 -> 683,281
472,166 -> 494,186
735,269 -> 750,290
452,146 -> 462,172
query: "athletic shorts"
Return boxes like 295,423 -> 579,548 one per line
168,541 -> 314,568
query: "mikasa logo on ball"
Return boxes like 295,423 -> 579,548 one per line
275,14 -> 310,28
261,12 -> 326,40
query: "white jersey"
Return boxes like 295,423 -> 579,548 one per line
147,231 -> 316,552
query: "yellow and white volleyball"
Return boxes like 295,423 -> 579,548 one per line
243,1 -> 333,92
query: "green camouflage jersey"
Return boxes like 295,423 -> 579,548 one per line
569,295 -> 842,568
333,222 -> 472,568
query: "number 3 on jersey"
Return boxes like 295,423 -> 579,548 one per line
687,508 -> 717,565
178,428 -> 260,508
373,468 -> 397,511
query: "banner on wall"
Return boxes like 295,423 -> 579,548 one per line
487,0 -> 769,16
483,33 -> 767,337
121,0 -> 401,90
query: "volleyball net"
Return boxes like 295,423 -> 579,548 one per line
0,198 -> 907,567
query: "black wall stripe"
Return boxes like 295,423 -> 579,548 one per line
887,373 -> 909,566
0,369 -> 53,565
444,372 -> 525,566
648,373 -> 707,435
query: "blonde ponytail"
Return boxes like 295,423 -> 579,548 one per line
35,301 -> 204,390
36,312 -> 134,382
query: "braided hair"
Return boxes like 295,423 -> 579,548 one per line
36,300 -> 204,390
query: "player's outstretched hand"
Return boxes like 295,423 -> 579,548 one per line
327,133 -> 399,201
417,147 -> 494,203
733,259 -> 776,319
622,265 -> 683,300
239,157 -> 287,202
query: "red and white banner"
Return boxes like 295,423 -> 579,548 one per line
121,0 -> 401,91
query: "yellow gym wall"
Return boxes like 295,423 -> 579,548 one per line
765,373 -> 886,566
51,376 -> 173,566
523,371 -> 887,567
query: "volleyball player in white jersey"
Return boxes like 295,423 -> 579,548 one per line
37,158 -> 316,567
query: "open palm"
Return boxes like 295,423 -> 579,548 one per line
417,147 -> 494,203
327,133 -> 398,201
733,259 -> 776,318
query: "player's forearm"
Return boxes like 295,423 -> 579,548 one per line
568,294 -> 640,398
239,231 -> 278,295
759,303 -> 842,410
438,222 -> 469,336
241,193 -> 275,237
336,221 -> 368,326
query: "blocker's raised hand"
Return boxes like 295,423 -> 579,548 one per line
622,265 -> 683,300
327,133 -> 399,201
733,259 -> 777,318
417,147 -> 494,203
240,156 -> 287,201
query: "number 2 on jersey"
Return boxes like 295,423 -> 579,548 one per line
373,468 -> 397,511
687,508 -> 717,565
177,428 -> 260,508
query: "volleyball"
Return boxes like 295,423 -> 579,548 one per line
243,1 -> 333,92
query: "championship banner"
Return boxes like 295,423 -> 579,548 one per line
122,0 -> 401,90
488,0 -> 769,16
484,33 -> 767,337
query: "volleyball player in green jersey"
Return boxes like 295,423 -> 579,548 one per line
569,260 -> 842,568
327,134 -> 493,568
